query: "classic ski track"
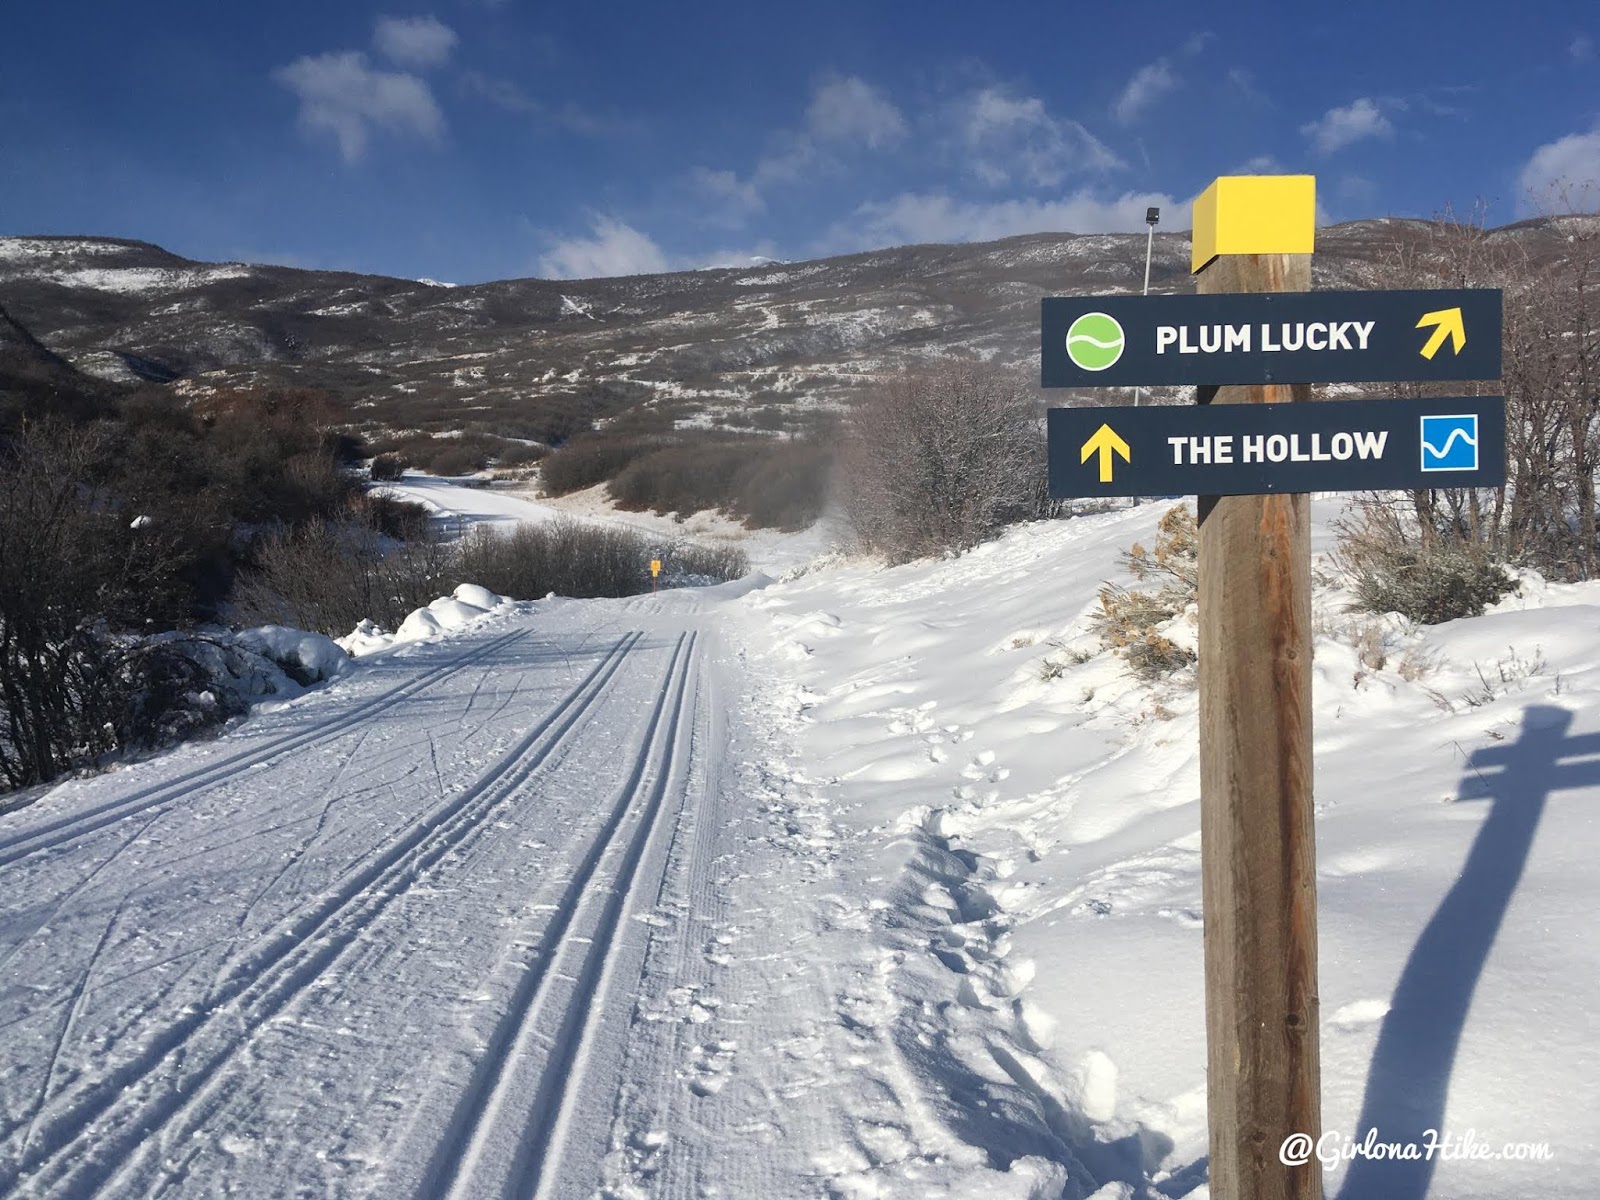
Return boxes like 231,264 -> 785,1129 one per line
0,627 -> 535,869
421,631 -> 699,1200
3,628 -> 645,1198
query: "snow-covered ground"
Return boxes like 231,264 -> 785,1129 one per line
1,496 -> 1595,1198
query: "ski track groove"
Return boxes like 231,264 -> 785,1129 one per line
0,628 -> 534,869
16,894 -> 128,1161
421,631 -> 698,1200
1,629 -> 644,1198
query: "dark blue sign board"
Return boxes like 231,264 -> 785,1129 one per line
1048,396 -> 1506,498
1041,289 -> 1502,388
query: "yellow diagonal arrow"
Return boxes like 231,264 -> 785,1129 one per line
1416,306 -> 1466,359
1080,422 -> 1131,483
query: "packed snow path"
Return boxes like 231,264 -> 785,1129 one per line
0,601 -> 856,1199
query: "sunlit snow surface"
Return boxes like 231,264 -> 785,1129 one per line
0,494 -> 1594,1199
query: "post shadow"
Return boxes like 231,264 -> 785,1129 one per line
1337,705 -> 1599,1200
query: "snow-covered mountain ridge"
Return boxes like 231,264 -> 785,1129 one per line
0,219 -> 1578,438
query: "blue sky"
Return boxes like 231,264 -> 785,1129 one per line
3,1 -> 1597,283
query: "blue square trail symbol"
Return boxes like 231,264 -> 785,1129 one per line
1420,414 -> 1480,472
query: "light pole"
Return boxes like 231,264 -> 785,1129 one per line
1135,205 -> 1160,408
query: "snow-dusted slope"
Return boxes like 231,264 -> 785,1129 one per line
2,497 -> 1595,1199
740,500 -> 1600,1199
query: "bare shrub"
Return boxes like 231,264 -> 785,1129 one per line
837,359 -> 1045,562
0,425 -> 232,789
426,443 -> 488,477
369,453 -> 406,481
357,491 -> 433,541
606,437 -> 829,531
539,435 -> 659,496
454,517 -> 745,600
231,515 -> 454,635
729,441 -> 830,531
666,539 -> 749,584
495,442 -> 547,468
608,443 -> 741,515
1362,202 -> 1600,580
1334,494 -> 1516,624
1091,504 -> 1199,681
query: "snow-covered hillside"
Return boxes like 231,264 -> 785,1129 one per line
1,497 -> 1594,1198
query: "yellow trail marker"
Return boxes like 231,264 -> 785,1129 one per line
1080,423 -> 1131,483
650,559 -> 661,577
1416,306 -> 1466,359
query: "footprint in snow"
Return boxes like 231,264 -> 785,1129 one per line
685,1040 -> 738,1096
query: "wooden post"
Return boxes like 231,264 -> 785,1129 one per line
1196,251 -> 1321,1200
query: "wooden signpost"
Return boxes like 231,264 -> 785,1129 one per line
1192,210 -> 1320,1200
1040,174 -> 1504,1200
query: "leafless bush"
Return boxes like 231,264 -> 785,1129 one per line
539,435 -> 659,496
1091,504 -> 1199,681
0,425 -> 235,789
1333,493 -> 1516,624
837,359 -> 1045,562
495,442 -> 547,468
454,519 -> 643,599
369,453 -> 406,481
608,443 -> 742,515
453,517 -> 746,599
427,443 -> 488,477
231,515 -> 454,635
728,441 -> 830,531
356,491 -> 433,542
1365,202 -> 1600,580
666,539 -> 750,584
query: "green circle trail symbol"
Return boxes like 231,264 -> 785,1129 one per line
1065,311 -> 1126,371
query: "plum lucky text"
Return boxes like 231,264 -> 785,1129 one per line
1155,321 -> 1376,355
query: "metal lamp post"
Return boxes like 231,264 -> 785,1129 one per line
1135,205 -> 1160,408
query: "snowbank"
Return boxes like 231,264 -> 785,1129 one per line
231,626 -> 348,685
337,584 -> 512,657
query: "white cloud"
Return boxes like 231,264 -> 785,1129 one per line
806,76 -> 906,148
959,87 -> 1123,188
274,52 -> 444,161
539,216 -> 670,279
1301,98 -> 1393,155
691,167 -> 764,214
1113,60 -> 1178,124
1571,34 -> 1594,62
686,77 -> 903,223
373,15 -> 458,69
827,189 -> 1176,252
462,71 -> 539,113
1518,123 -> 1600,213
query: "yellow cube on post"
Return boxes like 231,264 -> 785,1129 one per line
1191,175 -> 1316,274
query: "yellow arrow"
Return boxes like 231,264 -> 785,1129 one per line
1080,423 -> 1131,483
1416,306 -> 1466,359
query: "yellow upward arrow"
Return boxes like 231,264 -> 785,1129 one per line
1080,423 -> 1131,483
1416,306 -> 1466,359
